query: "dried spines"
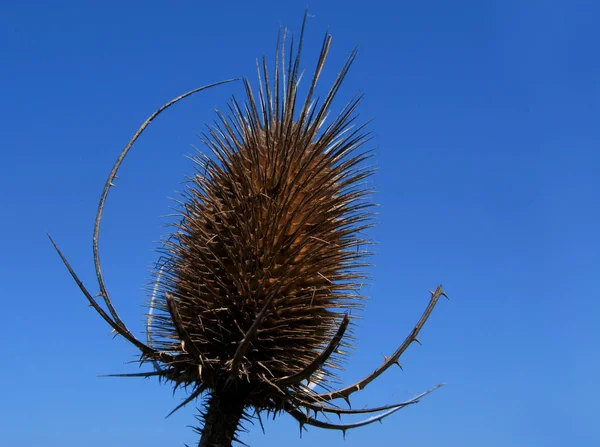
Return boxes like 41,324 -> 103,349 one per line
151,28 -> 374,404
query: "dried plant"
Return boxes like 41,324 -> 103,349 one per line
50,13 -> 447,447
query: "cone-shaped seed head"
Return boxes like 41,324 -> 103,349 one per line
151,30 -> 375,409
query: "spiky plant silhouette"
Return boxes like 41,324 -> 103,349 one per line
50,13 -> 447,447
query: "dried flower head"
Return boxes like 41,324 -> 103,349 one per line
51,12 -> 447,447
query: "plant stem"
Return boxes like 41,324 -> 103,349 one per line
198,389 -> 246,447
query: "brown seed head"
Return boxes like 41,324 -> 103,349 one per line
151,29 -> 375,408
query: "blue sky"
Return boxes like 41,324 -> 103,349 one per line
1,1 -> 598,446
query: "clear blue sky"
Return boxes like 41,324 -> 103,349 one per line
1,1 -> 597,446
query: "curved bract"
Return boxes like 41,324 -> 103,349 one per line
50,11 -> 447,447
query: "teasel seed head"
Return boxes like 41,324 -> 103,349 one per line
50,12 -> 447,447
151,22 -> 375,410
